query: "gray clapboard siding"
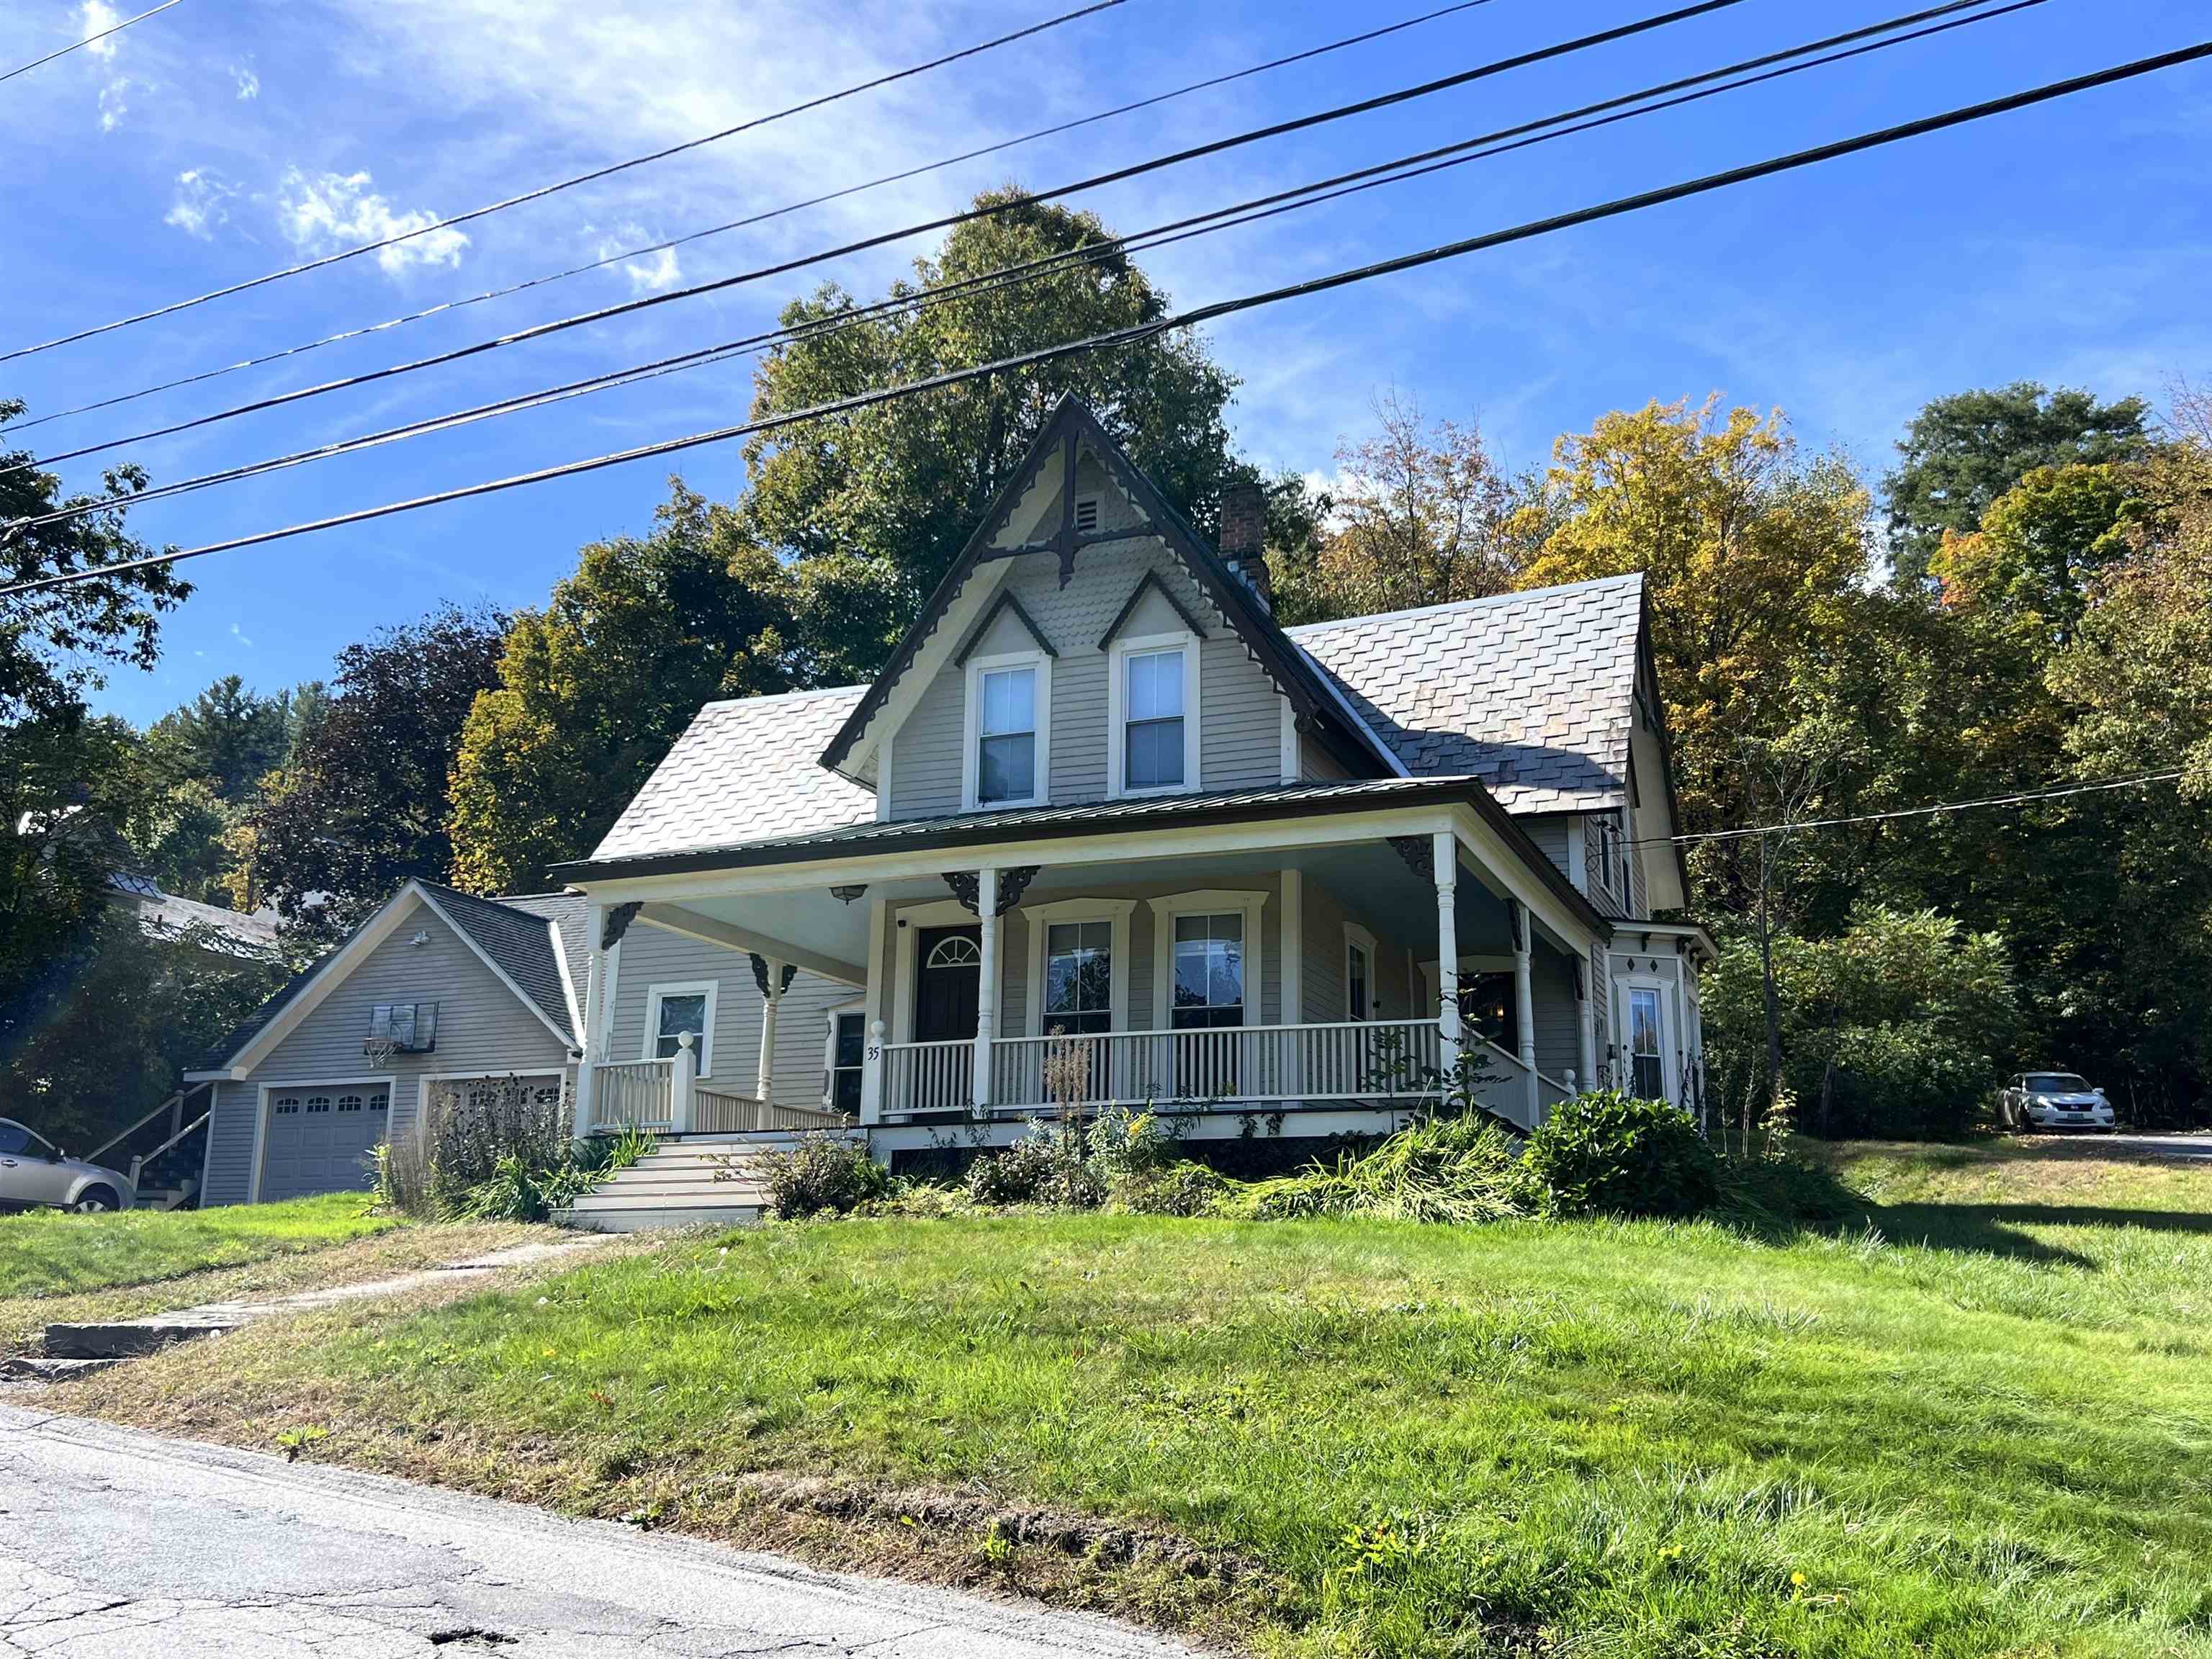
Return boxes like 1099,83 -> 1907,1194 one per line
606,925 -> 858,1111
884,485 -> 1292,819
202,894 -> 572,1206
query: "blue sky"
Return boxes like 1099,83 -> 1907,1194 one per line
4,0 -> 2208,725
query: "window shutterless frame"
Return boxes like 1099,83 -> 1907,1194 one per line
642,979 -> 719,1077
1107,629 -> 1200,798
961,648 -> 1051,810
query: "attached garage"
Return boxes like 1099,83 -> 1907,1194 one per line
258,1081 -> 392,1200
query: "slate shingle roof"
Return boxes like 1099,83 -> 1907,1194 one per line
576,578 -> 1648,868
1289,574 -> 1645,814
589,686 -> 876,863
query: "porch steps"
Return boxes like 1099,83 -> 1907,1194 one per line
557,1136 -> 841,1232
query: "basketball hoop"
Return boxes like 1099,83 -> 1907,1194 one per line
362,1034 -> 401,1069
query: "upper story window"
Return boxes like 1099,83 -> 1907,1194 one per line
1108,633 -> 1200,797
964,652 -> 1050,809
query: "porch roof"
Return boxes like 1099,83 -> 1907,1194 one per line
552,775 -> 1610,938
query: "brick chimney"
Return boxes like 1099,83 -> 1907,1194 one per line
1218,480 -> 1272,611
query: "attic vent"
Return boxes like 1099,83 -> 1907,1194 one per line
1074,495 -> 1100,534
367,1002 -> 439,1056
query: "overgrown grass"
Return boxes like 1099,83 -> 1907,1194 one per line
0,1192 -> 397,1300
67,1145 -> 2212,1658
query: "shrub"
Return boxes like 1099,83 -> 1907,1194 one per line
1108,1159 -> 1231,1217
1519,1089 -> 1720,1220
422,1076 -> 572,1217
1242,1115 -> 1527,1225
964,1118 -> 1105,1208
759,1133 -> 891,1219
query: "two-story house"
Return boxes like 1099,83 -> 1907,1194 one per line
556,395 -> 1712,1169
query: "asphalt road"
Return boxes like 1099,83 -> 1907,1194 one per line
2021,1132 -> 2212,1162
0,1406 -> 1195,1658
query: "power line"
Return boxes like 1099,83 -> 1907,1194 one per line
5,36 -> 2205,598
0,0 -> 184,86
1634,770 -> 2191,847
0,0 -> 1130,362
4,0 -> 1754,477
6,0 -> 2049,533
0,0 -> 1503,436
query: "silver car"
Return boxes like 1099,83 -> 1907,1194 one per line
1997,1072 -> 2116,1133
0,1118 -> 136,1212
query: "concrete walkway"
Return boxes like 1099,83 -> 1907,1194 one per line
37,1236 -> 610,1364
0,1406 -> 1195,1658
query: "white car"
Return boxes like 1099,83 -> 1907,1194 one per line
1997,1073 -> 2116,1133
0,1118 -> 136,1212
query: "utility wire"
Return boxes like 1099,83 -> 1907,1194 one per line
1634,770 -> 2191,847
0,0 -> 1129,361
0,0 -> 184,86
0,0 -> 1503,436
6,0 -> 2049,532
6,36 -> 2205,598
4,0 -> 1754,477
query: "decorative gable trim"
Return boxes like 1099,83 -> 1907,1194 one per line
1096,569 -> 1210,651
818,395 -> 1398,783
950,589 -> 1059,667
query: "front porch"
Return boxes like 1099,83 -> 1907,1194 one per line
567,785 -> 1610,1150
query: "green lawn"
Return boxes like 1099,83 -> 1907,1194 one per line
0,1192 -> 398,1300
71,1146 -> 2212,1658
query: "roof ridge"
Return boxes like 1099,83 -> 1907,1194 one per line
1285,571 -> 1644,636
698,683 -> 870,712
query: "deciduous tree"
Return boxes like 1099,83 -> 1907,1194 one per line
448,482 -> 797,894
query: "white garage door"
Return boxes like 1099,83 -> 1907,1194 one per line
261,1084 -> 390,1200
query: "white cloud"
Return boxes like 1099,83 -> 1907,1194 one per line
593,226 -> 681,294
96,74 -> 135,131
276,167 -> 469,274
230,623 -> 253,649
232,64 -> 260,100
78,0 -> 120,59
163,168 -> 238,238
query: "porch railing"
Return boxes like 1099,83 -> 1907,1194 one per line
586,1058 -> 675,1133
693,1087 -> 854,1136
881,1019 -> 1444,1116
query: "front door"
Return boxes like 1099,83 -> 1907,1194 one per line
911,927 -> 981,1111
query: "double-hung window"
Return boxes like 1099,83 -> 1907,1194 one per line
1346,941 -> 1372,1022
645,981 -> 716,1076
1627,986 -> 1666,1102
1043,920 -> 1112,1035
1170,914 -> 1245,1030
966,654 -> 1048,809
1123,648 -> 1186,791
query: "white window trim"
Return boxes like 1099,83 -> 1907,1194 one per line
1147,889 -> 1268,1029
642,979 -> 720,1078
962,649 -> 1052,811
1343,922 -> 1378,1022
1614,974 -> 1675,1105
824,999 -> 867,1110
1024,898 -> 1138,1035
1107,629 -> 1200,799
248,1074 -> 397,1205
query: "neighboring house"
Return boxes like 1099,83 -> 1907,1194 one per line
186,394 -> 1714,1205
548,395 -> 1714,1164
107,871 -> 284,961
185,881 -> 855,1204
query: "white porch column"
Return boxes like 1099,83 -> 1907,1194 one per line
1432,830 -> 1460,1086
1577,956 -> 1598,1096
1512,902 -> 1537,1118
974,868 -> 998,1110
756,957 -> 785,1107
575,902 -> 607,1137
860,896 -> 887,1124
673,1030 -> 698,1133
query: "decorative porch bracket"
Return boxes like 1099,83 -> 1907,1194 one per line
943,866 -> 1039,914
1387,835 -> 1434,882
748,953 -> 798,997
601,901 -> 642,950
